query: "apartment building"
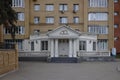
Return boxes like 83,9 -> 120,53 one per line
114,0 -> 120,55
2,0 -> 114,57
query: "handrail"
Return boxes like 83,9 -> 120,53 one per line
77,51 -> 110,57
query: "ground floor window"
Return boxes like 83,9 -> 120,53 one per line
93,42 -> 96,51
97,39 -> 108,50
79,41 -> 86,51
31,41 -> 34,51
41,41 -> 48,51
4,39 -> 23,50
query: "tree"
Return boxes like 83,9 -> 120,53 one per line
0,0 -> 17,39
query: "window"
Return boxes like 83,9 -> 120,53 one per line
16,26 -> 25,35
89,0 -> 108,7
79,41 -> 86,51
93,42 -> 96,51
114,24 -> 119,28
17,12 -> 24,21
59,4 -> 68,11
34,4 -> 40,11
88,25 -> 108,34
46,17 -> 54,24
88,13 -> 108,21
73,4 -> 79,11
114,12 -> 119,16
31,41 -> 34,51
4,26 -> 25,35
73,17 -> 79,23
46,4 -> 54,11
114,0 -> 119,3
60,17 -> 68,24
41,41 -> 48,50
12,0 -> 24,7
4,28 -> 11,34
34,17 -> 40,24
97,39 -> 108,50
5,39 -> 23,50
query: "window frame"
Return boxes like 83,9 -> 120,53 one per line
46,17 -> 54,24
73,17 -> 79,24
60,17 -> 68,24
17,12 -> 24,21
89,0 -> 108,7
31,41 -> 34,51
59,4 -> 68,11
73,4 -> 79,11
88,12 -> 108,21
79,41 -> 86,51
34,4 -> 40,11
34,17 -> 40,24
41,41 -> 48,51
46,4 -> 54,11
97,39 -> 108,51
12,0 -> 24,7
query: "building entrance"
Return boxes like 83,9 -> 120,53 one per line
58,39 -> 69,57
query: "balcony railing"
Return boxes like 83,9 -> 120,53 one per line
77,51 -> 110,57
19,51 -> 50,57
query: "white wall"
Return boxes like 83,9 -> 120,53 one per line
22,40 -> 31,51
34,40 -> 40,51
86,40 -> 93,51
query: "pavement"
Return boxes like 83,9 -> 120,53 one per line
0,61 -> 120,80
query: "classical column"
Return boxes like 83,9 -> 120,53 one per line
73,39 -> 77,57
69,39 -> 73,57
50,39 -> 54,57
55,39 -> 58,57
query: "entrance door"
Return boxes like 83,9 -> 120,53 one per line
58,39 -> 69,57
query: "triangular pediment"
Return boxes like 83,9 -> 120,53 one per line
47,25 -> 80,38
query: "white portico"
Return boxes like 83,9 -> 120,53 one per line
47,26 -> 80,57
19,25 -> 110,58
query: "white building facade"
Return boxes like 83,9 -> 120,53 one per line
19,26 -> 110,58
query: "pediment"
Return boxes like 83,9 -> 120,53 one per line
47,25 -> 80,38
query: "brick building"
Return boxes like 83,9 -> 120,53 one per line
0,0 -> 114,57
114,0 -> 120,55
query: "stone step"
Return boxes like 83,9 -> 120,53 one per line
48,57 -> 78,63
78,57 -> 116,62
19,57 -> 48,62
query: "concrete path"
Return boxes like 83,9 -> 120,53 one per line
0,62 -> 120,80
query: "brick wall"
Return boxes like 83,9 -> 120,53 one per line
0,46 -> 18,75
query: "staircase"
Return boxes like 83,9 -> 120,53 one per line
48,57 -> 78,63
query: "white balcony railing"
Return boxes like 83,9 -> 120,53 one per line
18,51 -> 50,57
77,51 -> 110,57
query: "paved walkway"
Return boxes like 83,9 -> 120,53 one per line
0,62 -> 120,80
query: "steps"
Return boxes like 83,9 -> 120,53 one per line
78,57 -> 115,62
19,57 -> 116,62
48,57 -> 78,63
19,57 -> 48,62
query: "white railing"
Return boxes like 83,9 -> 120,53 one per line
77,51 -> 110,57
18,51 -> 50,57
